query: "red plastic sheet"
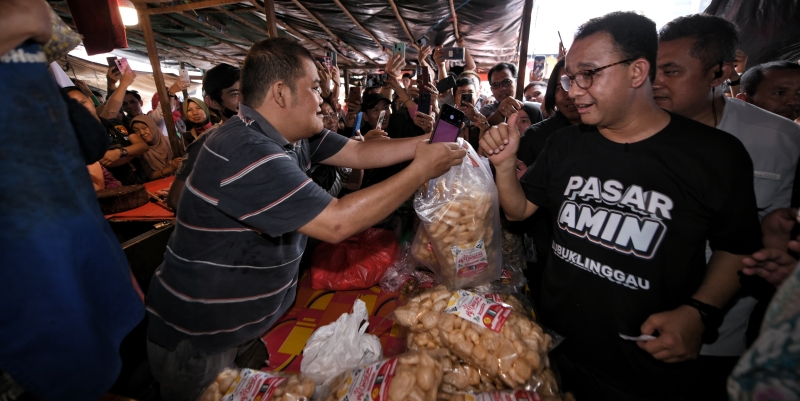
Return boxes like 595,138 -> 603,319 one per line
310,228 -> 400,291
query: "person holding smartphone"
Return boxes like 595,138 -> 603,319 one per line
454,77 -> 489,150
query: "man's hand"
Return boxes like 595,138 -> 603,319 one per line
119,68 -> 137,90
743,245 -> 800,287
638,305 -> 704,363
458,101 -> 477,120
316,60 -> 332,98
407,84 -> 420,99
433,46 -> 446,66
480,113 -> 521,169
456,37 -> 467,48
107,66 -> 121,84
99,149 -> 123,167
385,53 -> 406,78
74,79 -> 93,98
761,208 -> 797,250
409,141 -> 466,181
498,97 -> 523,118
168,79 -> 190,96
734,49 -> 748,75
418,45 -> 432,66
363,129 -> 389,141
170,157 -> 183,169
414,112 -> 434,134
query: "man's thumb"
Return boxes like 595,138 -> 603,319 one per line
506,113 -> 520,137
640,314 -> 662,335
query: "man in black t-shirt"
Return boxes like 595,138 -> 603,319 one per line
480,12 -> 762,400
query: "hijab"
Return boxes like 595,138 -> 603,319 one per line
131,115 -> 172,173
183,97 -> 213,136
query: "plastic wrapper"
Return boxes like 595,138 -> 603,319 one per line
411,225 -> 441,272
310,228 -> 399,291
198,368 -> 315,401
449,389 -> 576,401
380,243 -> 419,294
322,350 -> 445,401
43,7 -> 82,63
394,286 -> 555,392
413,139 -> 502,290
300,300 -> 382,391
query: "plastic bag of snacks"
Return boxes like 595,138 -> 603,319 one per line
310,228 -> 399,291
410,225 -> 441,273
449,390 -> 576,401
394,286 -> 554,391
413,139 -> 502,289
322,350 -> 444,401
198,368 -> 315,401
380,243 -> 419,293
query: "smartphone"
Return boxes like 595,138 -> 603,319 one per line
376,110 -> 386,130
315,56 -> 332,70
179,68 -> 190,85
393,42 -> 406,60
558,31 -> 564,45
436,75 -> 457,93
417,93 -> 432,115
115,57 -> 130,74
106,56 -> 117,67
441,47 -> 465,61
532,55 -> 546,79
326,51 -> 337,67
352,111 -> 364,137
418,67 -> 431,94
431,104 -> 466,143
460,93 -> 473,106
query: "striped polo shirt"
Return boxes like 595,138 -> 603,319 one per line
146,104 -> 348,356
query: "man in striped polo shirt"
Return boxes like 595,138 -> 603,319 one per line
145,38 -> 466,400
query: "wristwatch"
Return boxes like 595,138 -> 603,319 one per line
119,147 -> 128,157
683,298 -> 724,344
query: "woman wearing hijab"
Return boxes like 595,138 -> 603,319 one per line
131,115 -> 181,181
183,97 -> 214,147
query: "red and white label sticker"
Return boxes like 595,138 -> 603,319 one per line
445,290 -> 512,332
222,369 -> 286,401
451,239 -> 488,278
333,358 -> 399,401
462,389 -> 544,401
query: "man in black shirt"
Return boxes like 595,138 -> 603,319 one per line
480,12 -> 762,400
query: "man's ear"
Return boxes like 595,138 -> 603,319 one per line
272,82 -> 287,108
205,95 -> 223,112
630,58 -> 650,88
711,63 -> 735,87
735,92 -> 751,103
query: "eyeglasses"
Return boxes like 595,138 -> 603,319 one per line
490,78 -> 515,90
560,59 -> 634,90
322,113 -> 338,122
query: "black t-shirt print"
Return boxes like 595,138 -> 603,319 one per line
519,113 -> 762,397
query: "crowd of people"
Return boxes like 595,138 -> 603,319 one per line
3,0 -> 800,400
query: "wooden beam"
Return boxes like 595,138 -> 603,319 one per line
272,19 -> 357,65
343,68 -> 350,95
162,14 -> 249,54
249,0 -> 277,38
136,6 -> 185,157
180,11 -> 254,46
215,7 -> 267,36
129,28 -> 241,65
331,0 -> 386,53
287,0 -> 378,64
143,0 -> 245,15
387,0 -> 416,48
515,0 -> 535,100
448,0 -> 460,40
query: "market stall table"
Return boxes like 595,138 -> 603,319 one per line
104,176 -> 175,222
262,272 -> 407,373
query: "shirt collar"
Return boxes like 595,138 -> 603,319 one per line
238,104 -> 291,148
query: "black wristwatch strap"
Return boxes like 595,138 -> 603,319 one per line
683,298 -> 723,344
728,78 -> 741,86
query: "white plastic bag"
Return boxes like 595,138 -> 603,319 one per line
413,138 -> 503,289
300,299 -> 381,390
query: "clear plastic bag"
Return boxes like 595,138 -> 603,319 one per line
393,286 -> 556,392
198,368 -> 315,401
321,350 -> 445,401
380,244 -> 419,294
411,225 -> 441,273
413,139 -> 502,290
300,300 -> 382,390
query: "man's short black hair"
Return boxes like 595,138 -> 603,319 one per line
63,86 -> 84,96
543,58 -> 566,116
203,63 -> 240,104
658,14 -> 739,72
487,62 -> 517,84
402,73 -> 412,79
125,90 -> 142,102
456,77 -> 475,88
524,81 -> 546,92
241,37 -> 314,107
741,60 -> 800,95
574,11 -> 658,81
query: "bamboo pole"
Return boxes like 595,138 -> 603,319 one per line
515,0 -> 535,100
180,11 -> 254,46
387,0 -> 416,48
287,0 -> 378,64
448,0 -> 460,40
162,14 -> 250,54
136,5 -> 185,157
331,0 -> 386,53
215,7 -> 268,36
